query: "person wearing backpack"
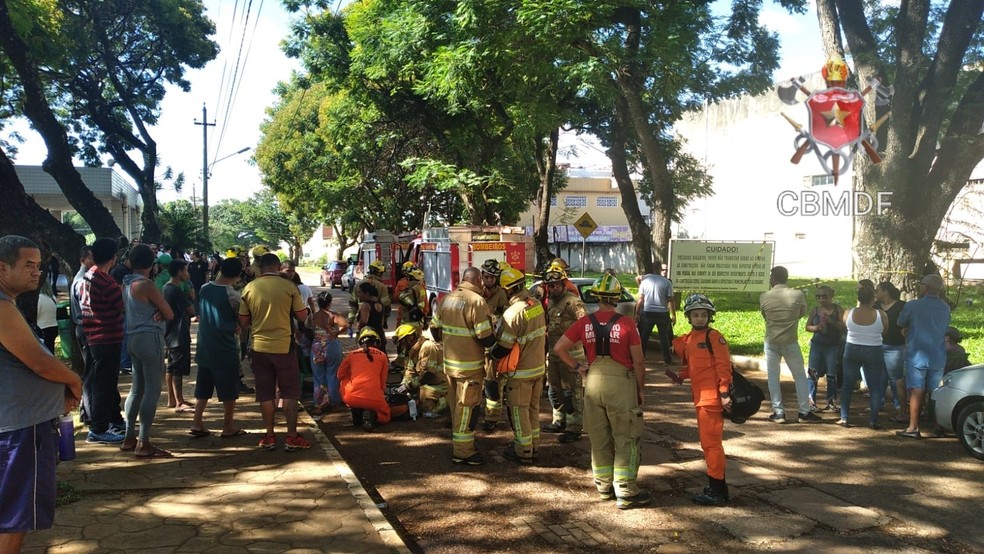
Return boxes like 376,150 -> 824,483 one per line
553,274 -> 650,510
669,293 -> 733,506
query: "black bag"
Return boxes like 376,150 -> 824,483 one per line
703,329 -> 765,424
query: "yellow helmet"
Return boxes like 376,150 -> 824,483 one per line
543,263 -> 568,283
395,323 -> 421,341
357,327 -> 381,345
407,268 -> 424,281
402,261 -> 418,272
499,263 -> 526,290
225,246 -> 243,259
368,259 -> 386,275
250,245 -> 270,258
590,273 -> 623,300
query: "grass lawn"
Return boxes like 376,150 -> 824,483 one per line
613,274 -> 984,363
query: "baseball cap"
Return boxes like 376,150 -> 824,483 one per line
919,274 -> 944,292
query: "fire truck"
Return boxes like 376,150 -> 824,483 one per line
359,230 -> 420,293
413,226 -> 532,313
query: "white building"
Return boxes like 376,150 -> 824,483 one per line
15,165 -> 143,240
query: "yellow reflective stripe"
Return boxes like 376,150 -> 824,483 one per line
444,358 -> 485,372
474,319 -> 492,334
593,466 -> 614,479
516,327 -> 546,344
499,331 -> 517,344
441,324 -> 473,337
509,365 -> 545,379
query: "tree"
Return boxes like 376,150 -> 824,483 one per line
816,0 -> 984,286
209,190 -> 318,261
0,0 -> 123,239
518,0 -> 804,270
157,200 -> 205,254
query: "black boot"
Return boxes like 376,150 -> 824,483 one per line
692,475 -> 729,506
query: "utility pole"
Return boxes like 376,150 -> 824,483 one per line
193,104 -> 216,241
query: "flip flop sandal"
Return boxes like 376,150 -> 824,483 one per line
120,442 -> 137,452
220,429 -> 248,438
174,405 -> 194,413
135,447 -> 173,459
188,428 -> 211,438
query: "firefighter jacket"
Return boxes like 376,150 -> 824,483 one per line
547,290 -> 587,355
365,274 -> 391,309
496,291 -> 547,380
432,281 -> 493,378
404,335 -> 444,385
673,327 -> 733,407
484,285 -> 509,321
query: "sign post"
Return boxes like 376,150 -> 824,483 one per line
573,212 -> 598,277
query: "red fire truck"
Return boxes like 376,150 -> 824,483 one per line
413,226 -> 532,313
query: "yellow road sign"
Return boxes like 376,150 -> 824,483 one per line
574,212 -> 597,239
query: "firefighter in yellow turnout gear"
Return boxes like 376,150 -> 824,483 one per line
489,265 -> 546,464
431,267 -> 496,465
396,324 -> 447,415
541,264 -> 588,442
479,259 -> 510,431
553,274 -> 652,510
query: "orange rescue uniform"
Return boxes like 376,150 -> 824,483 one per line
672,327 -> 732,480
338,346 -> 391,424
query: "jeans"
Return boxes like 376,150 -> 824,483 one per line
882,345 -> 905,410
840,342 -> 887,424
764,341 -> 812,416
807,342 -> 841,405
310,340 -> 342,407
639,311 -> 674,362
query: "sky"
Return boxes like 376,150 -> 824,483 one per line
6,0 -> 823,204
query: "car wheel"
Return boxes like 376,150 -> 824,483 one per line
956,401 -> 984,461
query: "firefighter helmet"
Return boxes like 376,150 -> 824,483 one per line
499,263 -> 526,290
543,264 -> 568,283
357,327 -> 381,345
225,246 -> 243,259
250,245 -> 270,258
395,323 -> 421,341
402,261 -> 418,273
407,268 -> 424,281
480,259 -> 501,277
590,273 -> 622,300
368,259 -> 385,275
682,293 -> 716,315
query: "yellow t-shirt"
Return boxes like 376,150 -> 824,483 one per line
239,275 -> 306,354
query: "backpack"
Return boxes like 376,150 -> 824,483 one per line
703,328 -> 765,424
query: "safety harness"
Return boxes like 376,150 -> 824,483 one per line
587,313 -> 622,358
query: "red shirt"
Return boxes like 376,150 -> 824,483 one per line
80,267 -> 124,345
563,311 -> 641,369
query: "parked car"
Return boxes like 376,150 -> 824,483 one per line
932,363 -> 984,460
341,263 -> 363,291
530,277 -> 636,316
320,260 -> 348,288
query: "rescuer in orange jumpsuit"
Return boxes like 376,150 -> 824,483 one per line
338,328 -> 391,431
670,293 -> 733,506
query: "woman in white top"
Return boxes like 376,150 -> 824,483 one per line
838,286 -> 889,428
36,281 -> 59,353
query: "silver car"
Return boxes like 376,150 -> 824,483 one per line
530,277 -> 636,317
931,364 -> 984,461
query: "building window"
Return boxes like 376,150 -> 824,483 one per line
596,196 -> 618,207
795,233 -> 806,240
549,196 -> 557,206
810,175 -> 835,187
564,195 -> 587,208
764,232 -> 774,240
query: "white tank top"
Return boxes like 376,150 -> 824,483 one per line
846,308 -> 883,346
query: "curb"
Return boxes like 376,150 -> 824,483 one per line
301,409 -> 412,554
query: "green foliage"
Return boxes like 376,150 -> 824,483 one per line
157,200 -> 204,252
209,190 -> 315,256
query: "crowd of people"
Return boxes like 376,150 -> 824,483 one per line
1,230 -> 971,548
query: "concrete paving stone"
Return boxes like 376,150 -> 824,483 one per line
715,511 -> 816,545
548,524 -> 571,536
656,544 -> 691,554
243,541 -> 293,552
761,487 -> 890,531
725,460 -> 783,486
568,528 -> 591,541
583,539 -> 599,547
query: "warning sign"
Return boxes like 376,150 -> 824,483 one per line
573,212 -> 597,239
669,240 -> 774,292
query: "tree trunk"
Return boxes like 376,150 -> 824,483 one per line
612,8 -> 674,263
532,129 -> 559,270
608,108 -> 656,275
0,1 -> 123,240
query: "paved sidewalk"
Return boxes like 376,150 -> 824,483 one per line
23,379 -> 408,554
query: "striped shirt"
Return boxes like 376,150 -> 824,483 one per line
80,267 -> 124,345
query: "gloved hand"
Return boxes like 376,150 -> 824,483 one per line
484,379 -> 500,402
